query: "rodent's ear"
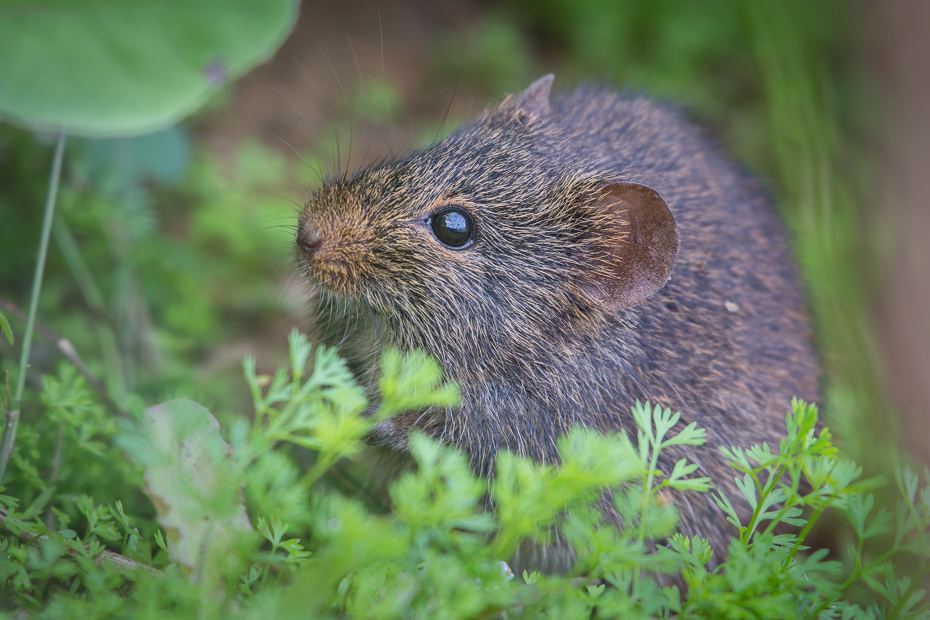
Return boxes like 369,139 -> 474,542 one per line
512,74 -> 554,121
582,182 -> 679,310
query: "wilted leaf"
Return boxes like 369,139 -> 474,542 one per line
140,399 -> 252,573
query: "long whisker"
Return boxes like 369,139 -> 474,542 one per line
270,132 -> 324,189
319,46 -> 352,181
433,39 -> 465,145
346,34 -> 369,179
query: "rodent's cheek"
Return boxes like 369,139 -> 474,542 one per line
365,417 -> 411,451
366,409 -> 444,451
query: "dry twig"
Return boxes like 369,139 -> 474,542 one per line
0,506 -> 161,577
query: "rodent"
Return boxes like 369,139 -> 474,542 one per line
294,74 -> 819,571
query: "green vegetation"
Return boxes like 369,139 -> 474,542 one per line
0,0 -> 904,617
1,333 -> 927,618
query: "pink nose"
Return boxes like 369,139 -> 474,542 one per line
297,226 -> 323,256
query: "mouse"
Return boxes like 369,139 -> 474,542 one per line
295,74 -> 819,571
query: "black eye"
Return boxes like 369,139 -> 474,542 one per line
428,207 -> 475,249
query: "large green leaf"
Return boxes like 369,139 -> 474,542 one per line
0,0 -> 299,137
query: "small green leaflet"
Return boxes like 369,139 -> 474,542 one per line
0,310 -> 12,345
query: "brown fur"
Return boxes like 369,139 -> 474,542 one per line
295,75 -> 819,570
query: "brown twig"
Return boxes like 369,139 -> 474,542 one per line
0,505 -> 162,577
0,296 -> 129,419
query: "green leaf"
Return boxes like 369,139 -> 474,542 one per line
713,491 -> 743,530
523,570 -> 540,584
0,309 -> 12,345
108,501 -> 131,532
631,401 -> 654,443
669,533 -> 714,567
735,473 -> 758,509
897,468 -> 919,509
661,421 -> 707,449
20,486 -> 54,520
652,405 -> 680,445
282,539 -> 311,565
668,477 -> 713,492
391,432 -> 491,536
154,529 -> 168,553
377,349 -> 460,418
288,328 -> 312,381
587,583 -> 605,598
0,0 -> 299,137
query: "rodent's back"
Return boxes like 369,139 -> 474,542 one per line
296,75 -> 819,563
547,86 -> 817,453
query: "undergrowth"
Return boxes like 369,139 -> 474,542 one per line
1,330 -> 927,619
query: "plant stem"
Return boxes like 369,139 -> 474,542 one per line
743,465 -> 786,544
0,132 -> 66,486
782,504 -> 825,567
638,436 -> 661,542
806,545 -> 904,619
44,423 -> 64,530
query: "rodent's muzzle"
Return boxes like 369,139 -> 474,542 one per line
295,214 -> 375,297
296,225 -> 323,257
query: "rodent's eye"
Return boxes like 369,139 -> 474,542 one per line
427,206 -> 475,249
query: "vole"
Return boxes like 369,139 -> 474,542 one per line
295,74 -> 819,570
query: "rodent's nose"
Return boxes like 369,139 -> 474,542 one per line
296,225 -> 323,256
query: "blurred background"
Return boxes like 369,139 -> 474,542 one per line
0,0 -> 927,480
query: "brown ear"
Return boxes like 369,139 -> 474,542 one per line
512,74 -> 554,121
581,182 -> 679,310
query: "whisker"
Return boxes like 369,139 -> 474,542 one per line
270,132 -> 324,189
318,46 -> 352,181
363,298 -> 383,393
292,57 -> 341,178
267,158 -> 315,199
271,82 -> 332,182
433,39 -> 465,145
346,34 -> 369,179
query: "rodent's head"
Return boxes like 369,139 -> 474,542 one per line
296,75 -> 679,383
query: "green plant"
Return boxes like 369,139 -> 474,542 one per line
0,2 -> 901,617
0,0 -> 301,491
0,331 -> 926,618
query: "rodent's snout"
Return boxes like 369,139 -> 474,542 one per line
294,212 -> 375,298
296,224 -> 322,257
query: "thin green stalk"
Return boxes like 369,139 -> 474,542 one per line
53,220 -> 127,400
52,220 -> 105,310
782,504 -> 826,568
742,464 -> 787,544
300,454 -> 338,490
638,435 -> 662,542
761,470 -> 804,539
260,540 -> 280,589
806,543 -> 907,619
899,473 -> 927,574
0,132 -> 67,486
